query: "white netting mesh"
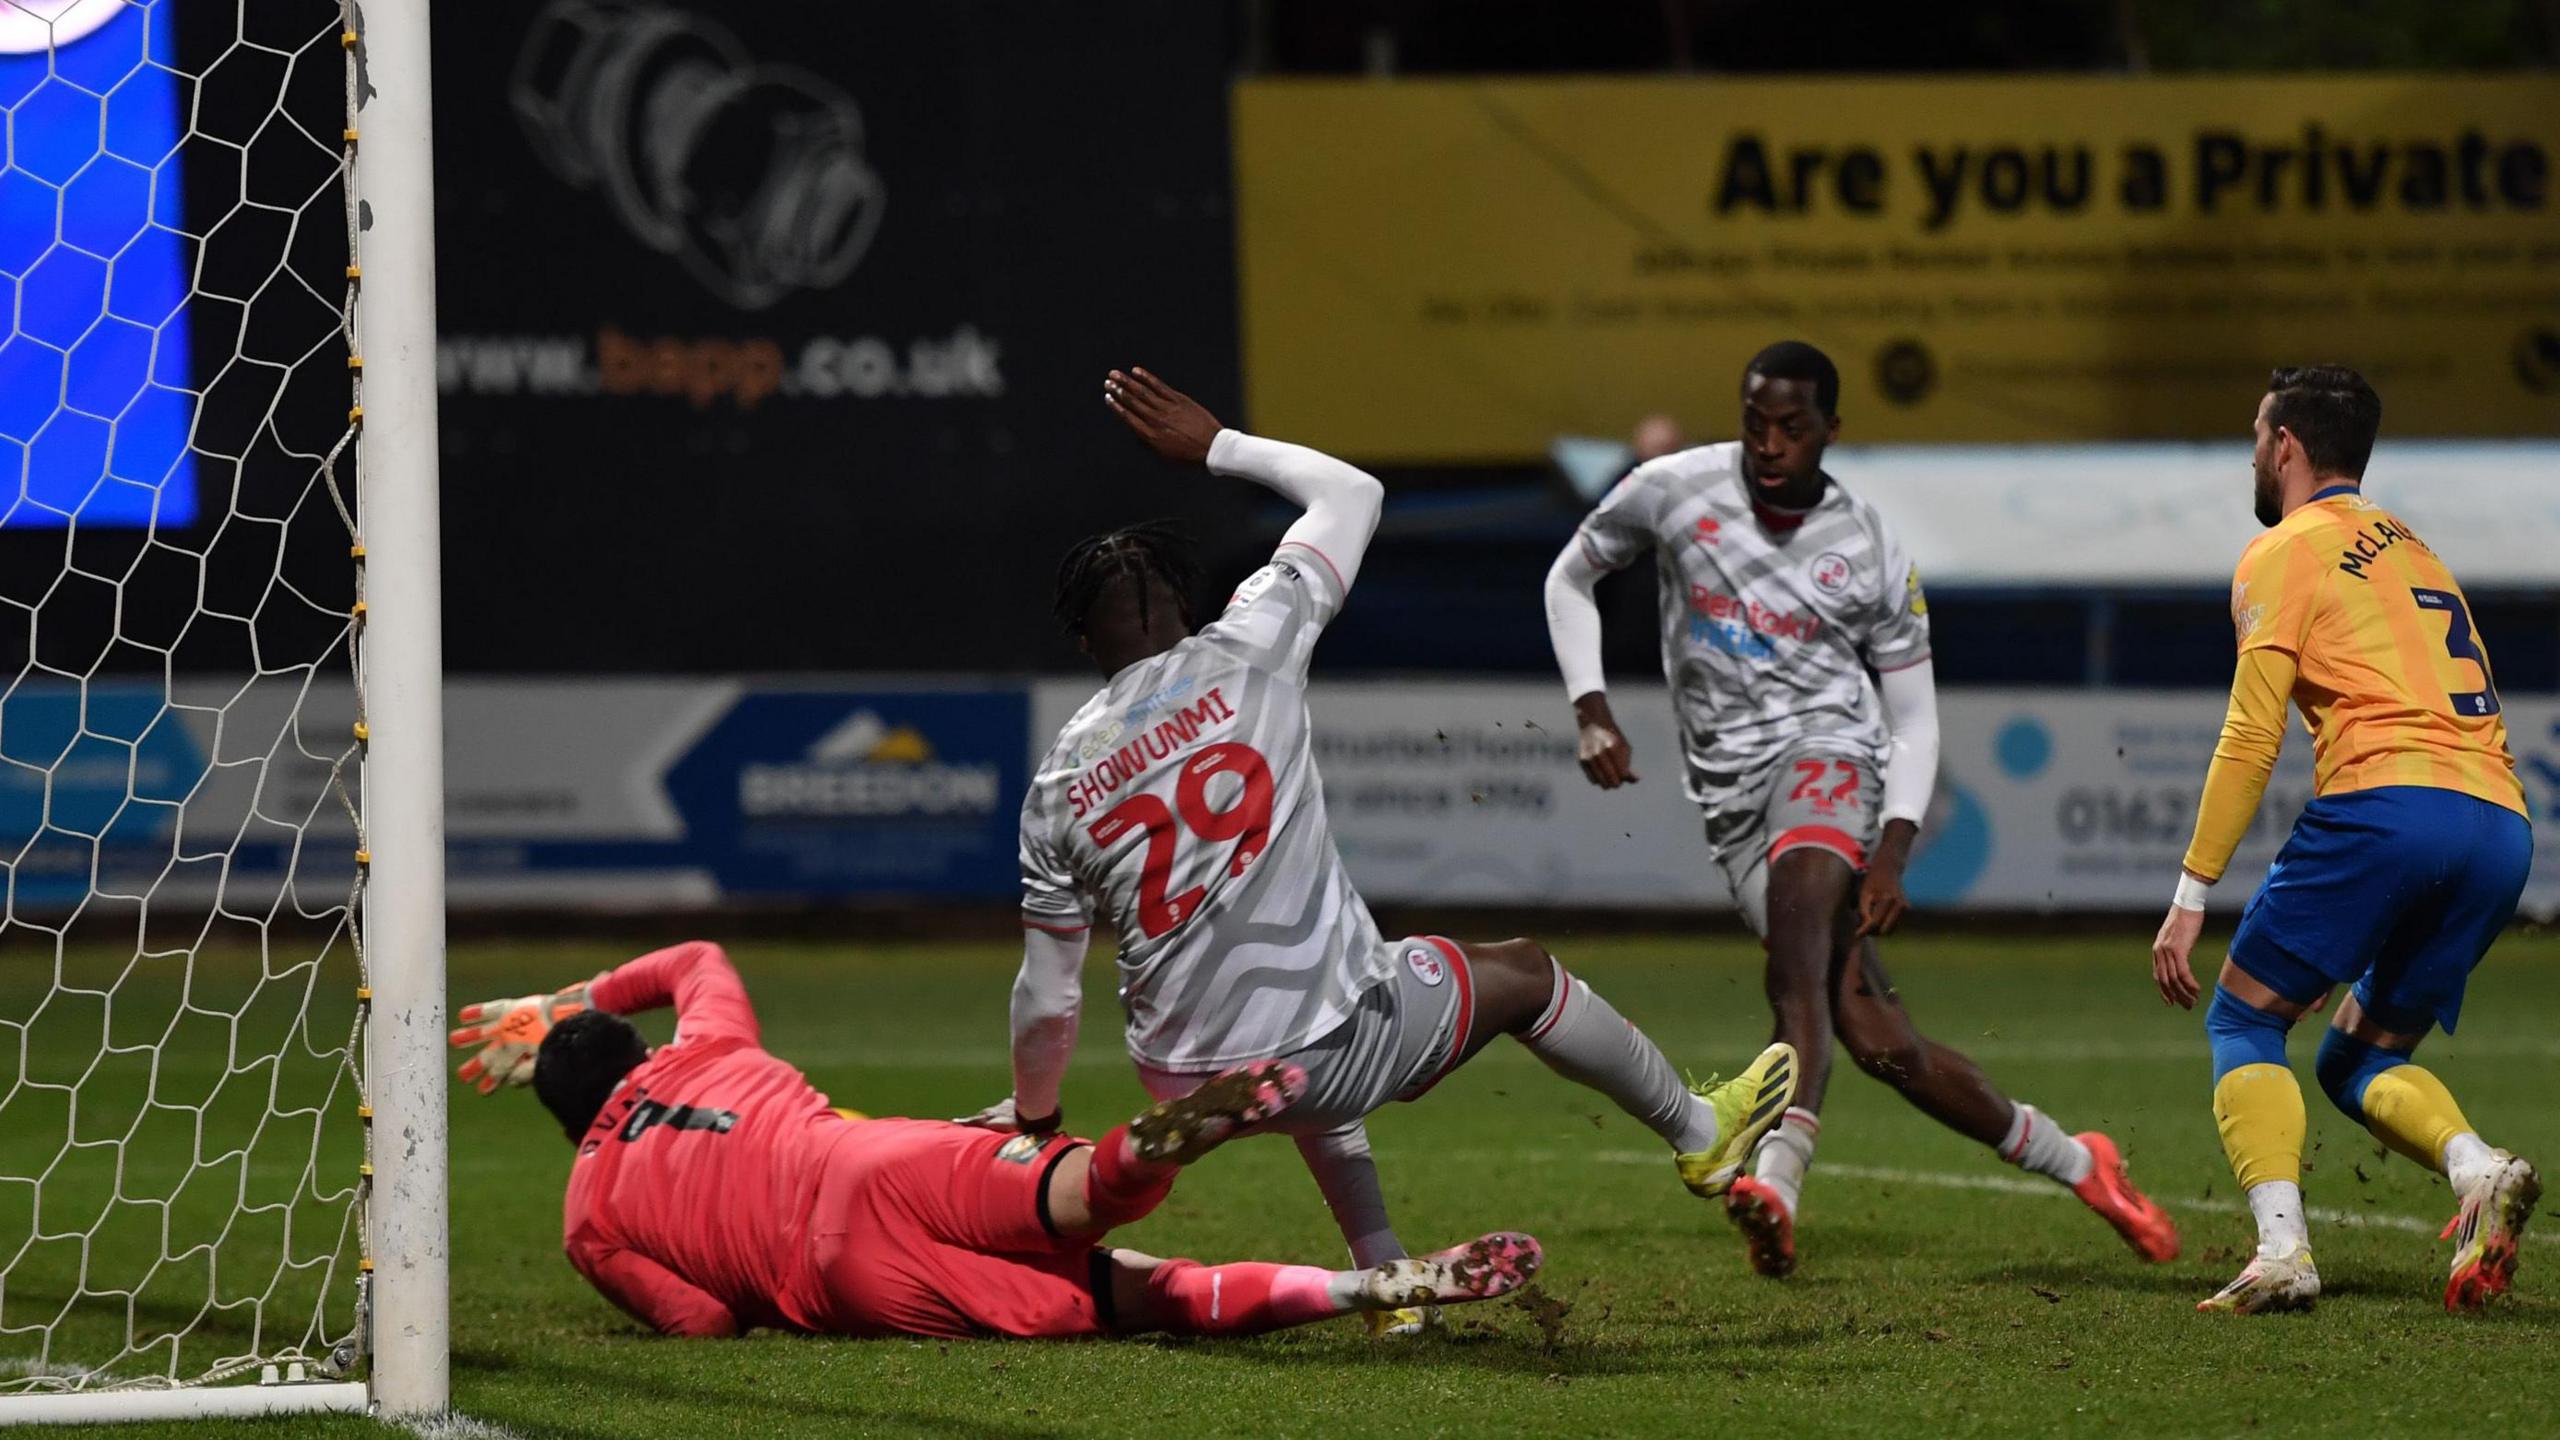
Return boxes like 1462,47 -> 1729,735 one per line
0,0 -> 374,1394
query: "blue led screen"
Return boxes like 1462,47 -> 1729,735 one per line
0,0 -> 197,529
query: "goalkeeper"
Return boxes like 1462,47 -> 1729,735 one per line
450,941 -> 1539,1340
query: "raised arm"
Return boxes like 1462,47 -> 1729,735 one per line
1106,367 -> 1384,596
1209,429 -> 1384,594
449,941 -> 756,1093
589,940 -> 759,1048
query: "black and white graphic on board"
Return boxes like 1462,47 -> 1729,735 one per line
511,0 -> 885,310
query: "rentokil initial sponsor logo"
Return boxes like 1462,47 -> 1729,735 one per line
738,709 -> 1001,818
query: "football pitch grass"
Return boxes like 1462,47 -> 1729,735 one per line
21,927 -> 2560,1438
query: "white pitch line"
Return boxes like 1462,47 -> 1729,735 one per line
1582,1150 -> 2555,1246
0,1357 -> 93,1380
775,1036 -> 2560,1069
1940,1038 -> 2560,1063
393,1412 -> 531,1440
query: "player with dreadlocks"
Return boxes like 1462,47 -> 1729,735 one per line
961,367 -> 1800,1336
1050,520 -> 1200,646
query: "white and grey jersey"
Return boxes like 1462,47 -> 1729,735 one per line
1573,441 -> 1931,813
1019,545 -> 1390,1070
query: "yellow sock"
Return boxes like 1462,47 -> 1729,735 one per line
2213,1063 -> 2305,1191
2357,1066 -> 2473,1174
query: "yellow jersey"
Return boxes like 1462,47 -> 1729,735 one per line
2229,487 -> 2523,814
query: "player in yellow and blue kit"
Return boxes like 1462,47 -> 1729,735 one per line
2151,366 -> 2538,1316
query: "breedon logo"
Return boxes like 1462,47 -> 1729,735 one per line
739,709 -> 1001,819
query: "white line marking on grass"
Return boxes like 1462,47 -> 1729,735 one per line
394,1413 -> 531,1440
1943,1037 -> 2560,1063
0,1357 -> 94,1379
1581,1151 -> 2556,1246
777,1036 -> 2560,1070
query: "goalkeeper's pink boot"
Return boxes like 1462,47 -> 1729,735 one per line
1128,1060 -> 1307,1165
1356,1233 -> 1544,1312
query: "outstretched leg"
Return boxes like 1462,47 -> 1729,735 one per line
1832,921 -> 2179,1265
1442,936 -> 1796,1198
1044,1060 -> 1307,1238
1106,1232 -> 1543,1338
1829,928 -> 2012,1143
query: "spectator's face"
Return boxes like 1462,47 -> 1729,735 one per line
1631,415 -> 1685,463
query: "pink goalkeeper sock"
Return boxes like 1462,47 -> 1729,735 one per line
1144,1260 -> 1343,1336
1081,1125 -> 1178,1232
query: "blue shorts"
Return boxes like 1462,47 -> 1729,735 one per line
2228,786 -> 2532,1034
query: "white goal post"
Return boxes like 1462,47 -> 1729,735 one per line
0,0 -> 445,1423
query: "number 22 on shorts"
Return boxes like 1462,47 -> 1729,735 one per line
1789,758 -> 1863,809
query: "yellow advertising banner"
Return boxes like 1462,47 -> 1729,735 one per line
1234,76 -> 2560,459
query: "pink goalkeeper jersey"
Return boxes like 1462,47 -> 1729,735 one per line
560,942 -> 865,1337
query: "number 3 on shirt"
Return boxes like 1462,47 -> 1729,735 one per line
2412,587 -> 2501,718
1087,743 -> 1276,938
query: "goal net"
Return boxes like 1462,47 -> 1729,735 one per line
0,0 -> 443,1420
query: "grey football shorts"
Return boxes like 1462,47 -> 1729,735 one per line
1136,936 -> 1473,1133
1708,746 -> 1884,938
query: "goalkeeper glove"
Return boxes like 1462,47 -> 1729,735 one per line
449,979 -> 600,1094
953,1096 -> 1061,1136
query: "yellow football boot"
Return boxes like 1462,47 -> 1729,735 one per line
1675,1043 -> 1799,1200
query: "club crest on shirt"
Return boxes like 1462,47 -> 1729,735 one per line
997,1133 -> 1046,1164
1231,562 -> 1293,609
1693,516 -> 1722,546
1403,945 -> 1447,987
1810,552 -> 1853,596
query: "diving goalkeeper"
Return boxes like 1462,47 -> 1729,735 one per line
450,941 -> 1539,1340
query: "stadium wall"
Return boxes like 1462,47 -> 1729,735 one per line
31,676 -> 2527,919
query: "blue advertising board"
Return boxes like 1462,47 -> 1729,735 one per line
659,689 -> 1029,898
433,683 -> 1035,905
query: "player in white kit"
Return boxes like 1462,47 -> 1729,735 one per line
1544,341 -> 2180,1279
967,367 -> 1798,1328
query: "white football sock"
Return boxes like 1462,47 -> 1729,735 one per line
2247,1180 -> 2309,1261
1748,1108 -> 1821,1217
1518,962 -> 1718,1154
2444,1131 -> 2501,1193
1998,1103 -> 2094,1187
1324,1269 -> 1371,1310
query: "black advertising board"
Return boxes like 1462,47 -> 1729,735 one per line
432,0 -> 1246,672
